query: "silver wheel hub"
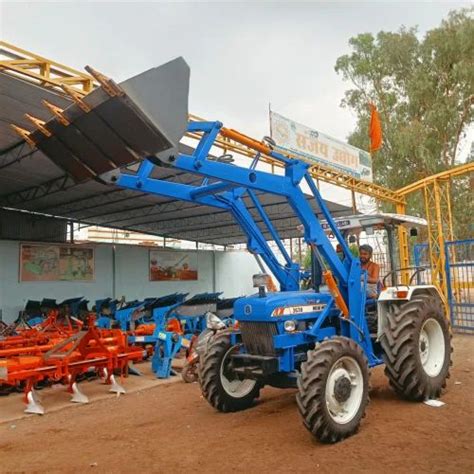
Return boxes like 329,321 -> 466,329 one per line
325,356 -> 364,425
419,333 -> 430,364
220,345 -> 257,398
419,318 -> 445,377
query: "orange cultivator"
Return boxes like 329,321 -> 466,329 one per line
0,317 -> 144,414
0,310 -> 83,359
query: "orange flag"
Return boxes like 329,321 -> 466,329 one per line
368,103 -> 382,153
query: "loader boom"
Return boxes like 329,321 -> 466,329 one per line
107,120 -> 360,300
103,119 -> 375,364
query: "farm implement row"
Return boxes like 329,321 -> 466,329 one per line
0,293 -> 235,414
97,292 -> 236,378
0,315 -> 144,414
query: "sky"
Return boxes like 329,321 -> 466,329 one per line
0,1 -> 472,210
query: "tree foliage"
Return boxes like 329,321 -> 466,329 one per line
335,8 -> 473,238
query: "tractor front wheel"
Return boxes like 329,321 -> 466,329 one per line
198,331 -> 260,412
381,294 -> 452,401
297,337 -> 369,443
181,360 -> 199,383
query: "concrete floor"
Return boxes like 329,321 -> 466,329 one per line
0,359 -> 183,424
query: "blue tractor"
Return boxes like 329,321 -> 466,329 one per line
19,56 -> 452,443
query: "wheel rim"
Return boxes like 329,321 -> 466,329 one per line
419,318 -> 445,377
325,356 -> 364,424
220,345 -> 257,398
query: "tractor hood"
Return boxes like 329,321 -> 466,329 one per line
234,291 -> 333,322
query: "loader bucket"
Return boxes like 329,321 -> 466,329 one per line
28,57 -> 190,182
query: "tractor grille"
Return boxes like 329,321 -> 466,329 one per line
239,322 -> 278,356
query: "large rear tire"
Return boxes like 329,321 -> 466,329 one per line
297,337 -> 369,443
198,331 -> 260,412
381,293 -> 452,401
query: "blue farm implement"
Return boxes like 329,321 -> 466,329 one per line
126,292 -> 225,378
17,56 -> 453,442
171,292 -> 223,334
94,292 -> 230,378
95,297 -> 121,329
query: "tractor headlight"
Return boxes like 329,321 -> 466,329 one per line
206,312 -> 226,331
284,320 -> 296,332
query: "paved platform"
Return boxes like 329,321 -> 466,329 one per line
0,359 -> 185,424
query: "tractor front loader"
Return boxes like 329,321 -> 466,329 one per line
14,56 -> 452,443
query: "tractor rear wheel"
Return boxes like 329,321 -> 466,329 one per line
381,294 -> 452,401
297,337 -> 369,443
198,331 -> 260,412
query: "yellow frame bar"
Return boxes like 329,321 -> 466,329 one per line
0,40 -> 96,94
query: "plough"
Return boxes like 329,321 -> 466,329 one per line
95,297 -> 122,329
4,297 -> 89,335
0,316 -> 144,414
125,293 -> 221,379
94,292 -> 234,378
0,299 -> 57,336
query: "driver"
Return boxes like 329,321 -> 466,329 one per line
359,244 -> 380,298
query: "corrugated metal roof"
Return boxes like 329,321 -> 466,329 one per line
0,209 -> 67,242
0,72 -> 354,245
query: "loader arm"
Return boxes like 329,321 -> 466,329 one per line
16,55 -> 364,329
105,120 -> 362,315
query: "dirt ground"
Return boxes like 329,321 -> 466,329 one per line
1,335 -> 473,474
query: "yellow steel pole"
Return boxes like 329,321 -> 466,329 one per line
405,181 -> 448,314
433,180 -> 446,287
423,185 -> 436,282
396,201 -> 410,283
444,179 -> 455,242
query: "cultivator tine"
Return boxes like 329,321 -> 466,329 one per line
109,374 -> 126,394
25,389 -> 44,415
100,367 -> 108,383
128,362 -> 142,376
70,382 -> 89,404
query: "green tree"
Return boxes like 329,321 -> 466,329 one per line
335,8 -> 473,237
452,146 -> 473,238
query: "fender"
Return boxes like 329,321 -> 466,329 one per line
376,285 -> 443,340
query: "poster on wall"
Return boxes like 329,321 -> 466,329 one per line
270,110 -> 373,181
20,244 -> 95,282
149,250 -> 198,281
